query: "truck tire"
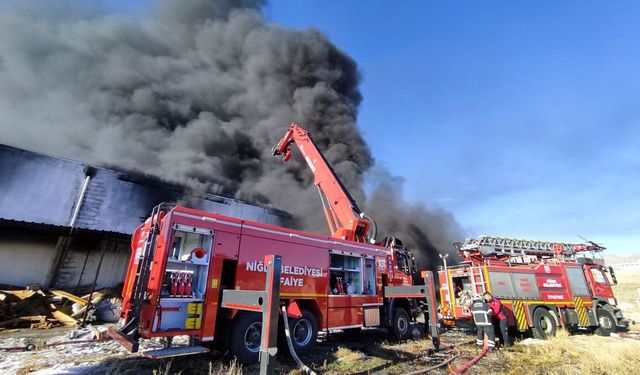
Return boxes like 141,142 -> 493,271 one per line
287,309 -> 318,353
531,308 -> 556,339
595,308 -> 616,336
391,307 -> 410,340
229,312 -> 262,365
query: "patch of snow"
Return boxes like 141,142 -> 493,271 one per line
518,338 -> 545,345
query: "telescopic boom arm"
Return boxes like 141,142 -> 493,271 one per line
272,123 -> 374,243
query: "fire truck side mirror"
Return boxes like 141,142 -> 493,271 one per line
608,266 -> 618,285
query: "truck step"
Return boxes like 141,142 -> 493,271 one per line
143,345 -> 209,359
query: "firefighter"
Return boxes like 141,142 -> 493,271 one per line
471,294 -> 495,350
483,291 -> 510,348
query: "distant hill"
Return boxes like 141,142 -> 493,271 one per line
604,252 -> 640,265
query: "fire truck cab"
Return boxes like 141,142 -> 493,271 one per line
439,236 -> 628,339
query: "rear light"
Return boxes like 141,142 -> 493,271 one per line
608,297 -> 617,306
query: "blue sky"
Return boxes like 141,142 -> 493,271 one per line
105,1 -> 640,254
263,1 -> 640,255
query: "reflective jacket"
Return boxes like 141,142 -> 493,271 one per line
471,299 -> 493,326
488,298 -> 507,320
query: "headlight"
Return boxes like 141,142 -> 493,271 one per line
607,297 -> 617,306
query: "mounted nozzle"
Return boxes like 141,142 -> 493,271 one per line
272,125 -> 296,162
359,212 -> 377,244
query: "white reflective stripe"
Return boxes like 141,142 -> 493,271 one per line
173,211 -> 242,227
243,224 -> 389,255
328,324 -> 363,331
473,310 -> 491,322
173,223 -> 213,235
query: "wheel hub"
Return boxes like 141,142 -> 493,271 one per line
293,319 -> 313,346
599,315 -> 613,330
244,322 -> 262,353
398,316 -> 408,333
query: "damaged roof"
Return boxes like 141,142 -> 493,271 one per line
0,144 -> 292,235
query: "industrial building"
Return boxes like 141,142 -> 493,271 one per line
0,144 -> 291,290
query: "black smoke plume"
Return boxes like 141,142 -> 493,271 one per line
0,0 -> 461,268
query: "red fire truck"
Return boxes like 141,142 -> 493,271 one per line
109,123 -> 436,363
439,236 -> 628,338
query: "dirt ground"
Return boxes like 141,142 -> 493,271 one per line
0,325 -> 486,375
2,324 -> 640,375
2,270 -> 639,375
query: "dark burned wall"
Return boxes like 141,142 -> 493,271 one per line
51,235 -> 130,290
0,225 -> 129,289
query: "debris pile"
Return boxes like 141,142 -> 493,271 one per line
0,287 -> 121,332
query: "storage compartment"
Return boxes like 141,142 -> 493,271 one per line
329,253 -> 363,295
155,226 -> 213,332
363,258 -> 376,295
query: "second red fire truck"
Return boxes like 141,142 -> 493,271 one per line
439,235 -> 628,338
109,123 -> 437,363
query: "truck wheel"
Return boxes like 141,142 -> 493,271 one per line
288,309 -> 318,353
595,308 -> 616,336
229,312 -> 262,365
531,308 -> 556,339
391,307 -> 410,340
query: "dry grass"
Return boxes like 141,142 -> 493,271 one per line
100,355 -> 243,375
480,269 -> 640,375
323,346 -> 387,374
612,269 -> 640,330
477,330 -> 640,375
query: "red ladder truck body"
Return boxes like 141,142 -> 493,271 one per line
110,123 -> 438,362
439,236 -> 628,338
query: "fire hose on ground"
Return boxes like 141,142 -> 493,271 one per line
396,339 -> 482,375
399,344 -> 460,375
282,305 -> 317,375
448,336 -> 490,375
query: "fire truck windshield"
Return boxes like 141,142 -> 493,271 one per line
590,268 -> 610,285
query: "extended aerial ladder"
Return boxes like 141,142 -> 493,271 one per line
272,123 -> 376,243
455,235 -> 606,265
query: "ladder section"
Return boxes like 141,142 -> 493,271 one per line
469,266 -> 488,295
128,204 -> 165,326
109,203 -> 170,352
458,236 -> 605,260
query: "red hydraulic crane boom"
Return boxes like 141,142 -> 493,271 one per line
272,123 -> 375,243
